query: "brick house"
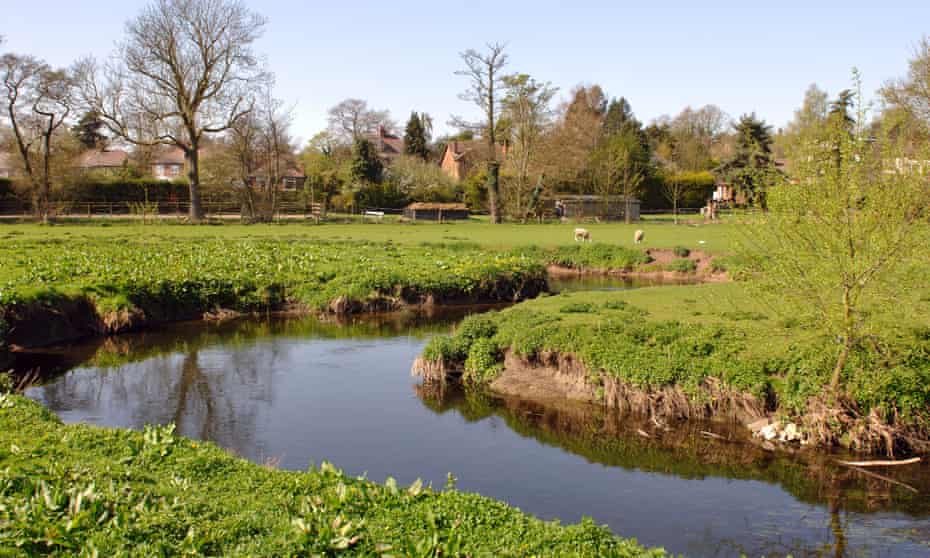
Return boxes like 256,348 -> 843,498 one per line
366,126 -> 404,162
76,149 -> 130,176
0,152 -> 15,179
439,141 -> 508,181
151,147 -> 186,180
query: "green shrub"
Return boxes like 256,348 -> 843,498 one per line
463,337 -> 504,384
560,302 -> 597,314
673,246 -> 691,258
665,259 -> 697,273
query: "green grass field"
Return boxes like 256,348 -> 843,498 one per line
0,219 -> 738,252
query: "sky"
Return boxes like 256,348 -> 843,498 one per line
3,0 -> 929,145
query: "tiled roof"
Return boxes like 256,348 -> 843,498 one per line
78,149 -> 128,168
151,147 -> 186,165
406,202 -> 468,211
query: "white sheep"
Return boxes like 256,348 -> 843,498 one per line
634,230 -> 644,244
574,228 -> 591,242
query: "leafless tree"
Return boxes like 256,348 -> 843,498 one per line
1,53 -> 73,222
326,98 -> 393,143
452,42 -> 508,223
75,0 -> 268,222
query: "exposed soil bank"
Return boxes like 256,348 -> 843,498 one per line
1,275 -> 547,350
546,248 -> 729,283
413,349 -> 928,457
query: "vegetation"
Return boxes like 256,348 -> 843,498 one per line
0,394 -> 663,557
419,284 -> 930,453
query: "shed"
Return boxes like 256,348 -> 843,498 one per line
403,202 -> 470,221
554,195 -> 641,221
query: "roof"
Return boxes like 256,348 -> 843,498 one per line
78,149 -> 128,168
443,140 -> 507,162
151,147 -> 186,165
366,126 -> 404,159
405,202 -> 469,211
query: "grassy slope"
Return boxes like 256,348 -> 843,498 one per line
0,395 -> 663,557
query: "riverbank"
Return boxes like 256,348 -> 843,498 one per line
413,284 -> 930,456
0,394 -> 664,557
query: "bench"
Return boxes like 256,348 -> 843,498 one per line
363,210 -> 385,221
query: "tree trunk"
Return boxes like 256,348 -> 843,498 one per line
186,143 -> 204,222
673,195 -> 679,225
487,161 -> 501,224
830,287 -> 853,394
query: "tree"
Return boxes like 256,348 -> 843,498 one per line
500,73 -> 557,220
881,36 -> 930,134
592,127 -> 649,223
403,112 -> 430,160
327,98 -> 393,143
715,114 -> 776,207
603,97 -> 638,136
544,85 -> 607,193
452,42 -> 508,223
829,89 -> 856,130
76,0 -> 268,222
350,138 -> 383,185
72,109 -> 107,150
737,85 -> 929,396
1,53 -> 74,222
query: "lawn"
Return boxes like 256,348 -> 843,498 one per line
0,218 -> 739,252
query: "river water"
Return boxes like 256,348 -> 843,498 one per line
12,308 -> 930,558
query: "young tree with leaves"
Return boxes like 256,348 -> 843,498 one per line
740,82 -> 929,397
452,42 -> 508,223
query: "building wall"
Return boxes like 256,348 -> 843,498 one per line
440,147 -> 464,181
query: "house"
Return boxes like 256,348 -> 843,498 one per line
366,126 -> 404,162
553,195 -> 641,221
249,161 -> 307,191
76,149 -> 129,176
439,141 -> 508,181
403,202 -> 470,221
151,147 -> 186,180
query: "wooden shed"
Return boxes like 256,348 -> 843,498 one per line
403,202 -> 470,221
554,195 -> 641,221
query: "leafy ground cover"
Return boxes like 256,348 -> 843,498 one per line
0,394 -> 664,557
420,284 -> 930,453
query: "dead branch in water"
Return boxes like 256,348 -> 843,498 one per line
845,465 -> 919,494
836,457 -> 921,467
700,430 -> 726,441
636,429 -> 652,439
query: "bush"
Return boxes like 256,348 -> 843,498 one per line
463,337 -> 504,383
560,302 -> 597,313
665,259 -> 697,273
673,246 -> 691,258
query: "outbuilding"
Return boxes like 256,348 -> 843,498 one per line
403,202 -> 470,221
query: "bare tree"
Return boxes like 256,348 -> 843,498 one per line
452,42 -> 508,223
326,98 -> 393,143
76,0 -> 267,222
1,53 -> 73,222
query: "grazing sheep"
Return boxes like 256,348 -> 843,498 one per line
634,229 -> 644,244
574,228 -> 591,242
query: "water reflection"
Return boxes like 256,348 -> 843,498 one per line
16,314 -> 930,558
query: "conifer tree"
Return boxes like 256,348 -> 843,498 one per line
403,112 -> 430,160
351,138 -> 383,184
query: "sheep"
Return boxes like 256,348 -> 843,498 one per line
574,228 -> 591,242
634,229 -> 644,244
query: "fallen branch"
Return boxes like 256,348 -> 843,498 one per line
636,429 -> 652,439
845,465 -> 919,494
836,457 -> 921,468
700,430 -> 726,440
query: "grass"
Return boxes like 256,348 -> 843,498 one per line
0,394 -> 664,557
420,284 -> 930,449
0,219 -> 738,252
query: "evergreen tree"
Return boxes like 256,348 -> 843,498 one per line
715,114 -> 776,207
72,110 -> 108,150
351,138 -> 383,184
603,97 -> 639,136
828,89 -> 855,130
403,112 -> 430,160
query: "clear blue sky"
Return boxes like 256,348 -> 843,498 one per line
4,0 -> 928,144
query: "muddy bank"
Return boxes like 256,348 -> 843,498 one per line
413,348 -> 928,457
1,275 -> 546,350
546,248 -> 729,283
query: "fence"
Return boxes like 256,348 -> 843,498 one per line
0,200 -> 324,221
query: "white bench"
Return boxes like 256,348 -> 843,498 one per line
363,210 -> 385,221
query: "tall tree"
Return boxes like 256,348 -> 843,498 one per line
881,36 -> 930,134
72,109 -> 107,150
501,73 -> 557,220
327,98 -> 393,143
350,137 -> 383,185
403,111 -> 429,160
715,114 -> 775,207
603,97 -> 638,136
544,85 -> 607,193
592,126 -> 649,224
1,53 -> 73,222
452,42 -> 508,223
76,0 -> 268,222
829,89 -> 856,130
